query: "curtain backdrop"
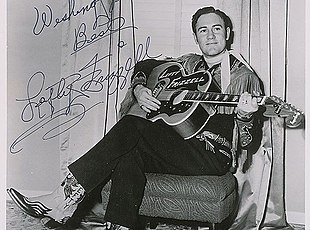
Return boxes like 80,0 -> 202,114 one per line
58,0 -> 135,177
221,0 -> 292,229
59,0 -> 293,229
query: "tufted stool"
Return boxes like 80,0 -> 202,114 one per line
101,172 -> 237,230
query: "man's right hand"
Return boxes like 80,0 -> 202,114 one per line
133,85 -> 161,113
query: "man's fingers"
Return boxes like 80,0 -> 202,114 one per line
144,90 -> 161,105
138,93 -> 161,111
251,97 -> 259,109
140,104 -> 151,113
139,89 -> 160,104
140,100 -> 160,111
138,91 -> 160,110
238,92 -> 258,114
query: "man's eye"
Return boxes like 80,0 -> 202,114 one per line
199,29 -> 207,33
213,27 -> 222,32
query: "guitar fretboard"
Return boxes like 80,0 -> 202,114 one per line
183,91 -> 266,105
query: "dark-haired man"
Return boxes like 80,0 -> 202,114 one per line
7,6 -> 264,230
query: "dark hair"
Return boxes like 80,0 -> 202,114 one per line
191,6 -> 234,49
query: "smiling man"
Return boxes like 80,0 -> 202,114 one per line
8,6 -> 264,230
194,12 -> 230,58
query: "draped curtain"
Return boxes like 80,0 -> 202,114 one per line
222,1 -> 291,229
59,0 -> 294,229
58,0 -> 136,177
218,0 -> 293,229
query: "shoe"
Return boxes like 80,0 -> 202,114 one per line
7,172 -> 86,225
7,188 -> 52,218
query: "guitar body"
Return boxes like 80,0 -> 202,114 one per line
127,62 -> 214,139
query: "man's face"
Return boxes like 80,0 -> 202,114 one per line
193,13 -> 230,58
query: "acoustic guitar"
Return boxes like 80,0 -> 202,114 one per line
127,62 -> 304,139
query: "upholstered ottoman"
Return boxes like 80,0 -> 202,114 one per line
101,172 -> 237,229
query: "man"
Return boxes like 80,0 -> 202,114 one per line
7,6 -> 264,230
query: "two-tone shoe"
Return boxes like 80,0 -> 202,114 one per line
7,172 -> 86,226
7,188 -> 52,218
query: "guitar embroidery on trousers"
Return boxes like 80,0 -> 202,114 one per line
196,131 -> 232,159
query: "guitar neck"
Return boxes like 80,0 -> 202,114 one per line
183,91 -> 267,105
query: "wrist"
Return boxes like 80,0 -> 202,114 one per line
236,109 -> 253,121
133,84 -> 145,96
131,72 -> 147,90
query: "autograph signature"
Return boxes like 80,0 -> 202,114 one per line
10,36 -> 162,154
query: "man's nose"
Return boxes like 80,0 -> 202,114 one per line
207,30 -> 215,39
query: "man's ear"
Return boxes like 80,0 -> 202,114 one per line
193,32 -> 198,44
226,27 -> 231,40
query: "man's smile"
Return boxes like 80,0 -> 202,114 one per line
206,41 -> 218,45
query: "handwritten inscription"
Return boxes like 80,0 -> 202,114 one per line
10,0 -> 163,154
10,35 -> 161,154
33,0 -> 117,35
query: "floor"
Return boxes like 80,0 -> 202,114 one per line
6,200 -> 305,230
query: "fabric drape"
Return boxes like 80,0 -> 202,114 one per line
59,0 -> 135,178
222,0 -> 292,229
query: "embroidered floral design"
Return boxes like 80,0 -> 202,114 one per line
236,119 -> 254,147
196,131 -> 232,159
61,172 -> 85,209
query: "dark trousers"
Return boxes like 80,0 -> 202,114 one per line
69,115 -> 231,228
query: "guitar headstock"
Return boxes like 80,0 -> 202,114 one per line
263,95 -> 304,128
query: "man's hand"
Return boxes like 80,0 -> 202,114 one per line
236,92 -> 259,120
134,85 -> 161,113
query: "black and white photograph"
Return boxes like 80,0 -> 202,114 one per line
3,0 -> 307,229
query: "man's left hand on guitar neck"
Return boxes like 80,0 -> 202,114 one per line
236,92 -> 259,121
